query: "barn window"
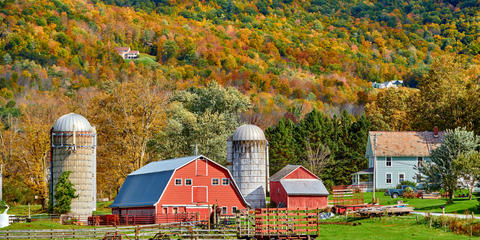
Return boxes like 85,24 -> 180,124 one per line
175,179 -> 182,185
386,173 -> 392,184
232,206 -> 237,214
221,206 -> 227,214
185,179 -> 192,186
222,178 -> 229,185
173,207 -> 178,214
212,178 -> 219,185
162,208 -> 168,214
386,157 -> 392,167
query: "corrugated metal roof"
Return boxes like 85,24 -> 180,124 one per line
232,124 -> 266,141
280,179 -> 329,196
53,113 -> 92,132
130,156 -> 200,176
110,171 -> 173,208
270,165 -> 301,181
111,155 -> 251,208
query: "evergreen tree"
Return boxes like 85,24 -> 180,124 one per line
419,128 -> 479,203
265,119 -> 297,175
53,171 -> 78,214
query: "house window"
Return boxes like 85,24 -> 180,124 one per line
222,178 -> 229,185
418,157 -> 423,167
399,173 -> 405,183
212,178 -> 219,185
232,206 -> 237,214
185,179 -> 192,186
386,173 -> 392,184
221,206 -> 227,214
386,157 -> 392,167
175,179 -> 182,186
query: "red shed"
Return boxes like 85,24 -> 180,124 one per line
270,165 -> 329,209
110,155 -> 248,224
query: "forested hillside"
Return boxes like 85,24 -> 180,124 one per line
0,0 -> 480,206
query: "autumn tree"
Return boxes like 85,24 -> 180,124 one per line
88,76 -> 168,198
415,55 -> 480,132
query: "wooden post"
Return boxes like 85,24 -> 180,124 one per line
316,208 -> 320,237
135,225 -> 139,240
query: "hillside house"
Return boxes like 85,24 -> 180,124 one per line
110,155 -> 248,224
372,80 -> 404,89
352,129 -> 444,190
114,47 -> 139,59
270,165 -> 329,209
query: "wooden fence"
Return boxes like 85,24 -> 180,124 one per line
0,223 -> 237,239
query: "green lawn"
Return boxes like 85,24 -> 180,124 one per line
94,201 -> 113,215
1,221 -> 95,230
317,216 -> 472,239
125,53 -> 160,67
361,192 -> 479,215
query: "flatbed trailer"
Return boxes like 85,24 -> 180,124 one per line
236,208 -> 321,240
355,205 -> 413,217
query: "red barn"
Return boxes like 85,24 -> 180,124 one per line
270,165 -> 329,209
110,155 -> 248,224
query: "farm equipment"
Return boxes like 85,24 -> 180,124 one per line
236,208 -> 321,240
331,185 -> 375,214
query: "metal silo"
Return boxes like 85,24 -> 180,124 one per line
50,113 -> 96,220
227,124 -> 269,209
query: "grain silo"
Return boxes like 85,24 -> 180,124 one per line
50,113 -> 96,220
227,124 -> 269,209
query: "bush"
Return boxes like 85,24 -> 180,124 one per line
53,171 -> 78,214
396,180 -> 417,189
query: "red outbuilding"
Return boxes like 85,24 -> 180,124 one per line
269,165 -> 329,209
110,155 -> 248,224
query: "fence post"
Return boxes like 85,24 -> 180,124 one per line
317,208 -> 320,237
135,225 -> 139,240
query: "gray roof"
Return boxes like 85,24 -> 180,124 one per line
270,165 -> 301,181
130,155 -> 200,175
280,179 -> 329,196
53,113 -> 92,132
232,124 -> 266,141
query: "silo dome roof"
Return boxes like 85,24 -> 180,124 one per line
232,124 -> 266,141
53,113 -> 92,132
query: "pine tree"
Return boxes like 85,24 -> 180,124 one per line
53,171 -> 78,214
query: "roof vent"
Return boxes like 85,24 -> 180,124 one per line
433,126 -> 439,138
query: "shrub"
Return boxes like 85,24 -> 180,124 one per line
396,180 -> 417,189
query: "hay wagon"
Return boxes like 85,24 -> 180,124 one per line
236,208 -> 321,240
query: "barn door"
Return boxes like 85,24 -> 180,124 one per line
192,186 -> 208,203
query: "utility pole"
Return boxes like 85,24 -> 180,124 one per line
372,133 -> 381,204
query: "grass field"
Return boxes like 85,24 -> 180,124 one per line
1,221 -> 94,230
362,192 -> 479,215
318,216 -> 472,239
125,53 -> 160,67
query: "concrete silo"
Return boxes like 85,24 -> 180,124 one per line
50,113 -> 96,220
227,124 -> 269,209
